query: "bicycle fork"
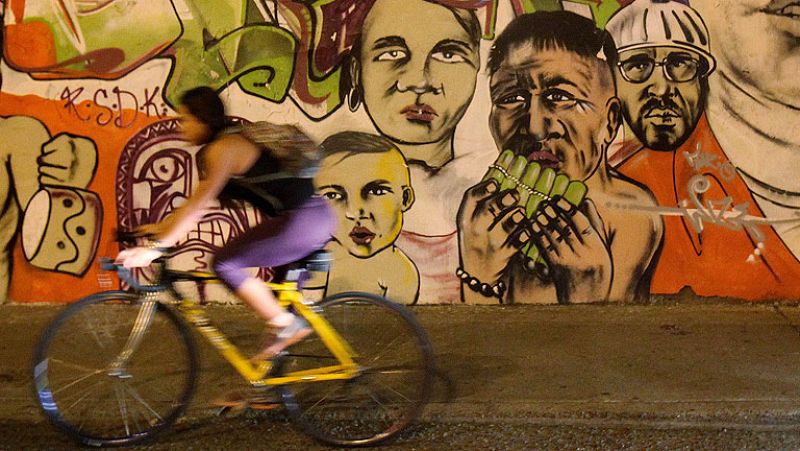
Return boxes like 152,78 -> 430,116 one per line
108,294 -> 159,377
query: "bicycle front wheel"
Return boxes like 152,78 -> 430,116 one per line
33,291 -> 198,447
277,292 -> 435,447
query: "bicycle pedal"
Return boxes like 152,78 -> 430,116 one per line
213,405 -> 232,416
246,400 -> 281,411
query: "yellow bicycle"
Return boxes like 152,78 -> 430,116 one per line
32,241 -> 435,448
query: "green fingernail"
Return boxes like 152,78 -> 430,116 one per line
534,168 -> 556,196
502,155 -> 528,191
483,149 -> 516,183
564,180 -> 588,206
550,174 -> 569,197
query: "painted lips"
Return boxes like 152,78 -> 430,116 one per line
527,150 -> 560,168
645,109 -> 680,123
349,226 -> 376,245
401,104 -> 438,122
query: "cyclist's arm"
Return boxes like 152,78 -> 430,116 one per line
153,135 -> 259,247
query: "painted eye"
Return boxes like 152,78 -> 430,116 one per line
323,191 -> 344,201
368,187 -> 391,196
142,155 -> 186,183
496,94 -> 527,106
376,50 -> 408,61
431,51 -> 466,64
543,90 -> 576,103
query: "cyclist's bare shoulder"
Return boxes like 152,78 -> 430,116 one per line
204,133 -> 261,173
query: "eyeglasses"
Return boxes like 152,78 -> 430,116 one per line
617,53 -> 706,83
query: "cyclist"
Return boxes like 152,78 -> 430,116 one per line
115,86 -> 336,361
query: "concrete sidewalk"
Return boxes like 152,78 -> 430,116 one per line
2,302 -> 800,428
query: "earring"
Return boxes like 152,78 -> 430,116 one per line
347,86 -> 361,112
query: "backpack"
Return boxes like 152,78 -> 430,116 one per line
236,121 -> 321,178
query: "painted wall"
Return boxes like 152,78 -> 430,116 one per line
1,0 -> 799,305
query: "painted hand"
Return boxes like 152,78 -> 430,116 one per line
38,134 -> 98,188
115,247 -> 163,269
530,197 -> 612,303
457,179 -> 531,284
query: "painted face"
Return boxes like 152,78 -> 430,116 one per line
177,105 -> 210,145
489,45 -> 619,181
316,149 -> 414,258
357,0 -> 479,145
616,47 -> 704,151
693,0 -> 800,103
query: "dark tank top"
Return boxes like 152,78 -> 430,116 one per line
214,140 -> 316,215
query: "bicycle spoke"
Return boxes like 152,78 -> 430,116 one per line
365,388 -> 395,419
364,333 -> 414,367
300,383 -> 346,416
49,367 -> 105,397
123,382 -> 166,422
59,378 -> 108,416
48,357 -> 105,375
115,381 -> 132,437
368,377 -> 414,404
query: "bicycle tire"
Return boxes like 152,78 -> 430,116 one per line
32,291 -> 199,447
277,292 -> 435,447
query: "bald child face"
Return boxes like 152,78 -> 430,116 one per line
316,148 -> 414,257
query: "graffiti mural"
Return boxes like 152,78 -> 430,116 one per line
2,0 -> 799,305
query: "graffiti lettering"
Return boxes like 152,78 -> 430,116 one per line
680,175 -> 762,241
611,175 -> 800,260
141,87 -> 167,118
111,87 -> 138,128
60,86 -> 169,128
683,144 -> 736,182
92,89 -> 114,126
60,87 -> 90,121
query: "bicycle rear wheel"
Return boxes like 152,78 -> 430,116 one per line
33,291 -> 198,447
277,292 -> 435,447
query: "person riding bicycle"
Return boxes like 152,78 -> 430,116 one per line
115,86 -> 336,362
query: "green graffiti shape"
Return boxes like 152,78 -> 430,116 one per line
164,0 -> 296,107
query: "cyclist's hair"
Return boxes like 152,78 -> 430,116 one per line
320,131 -> 406,163
179,86 -> 227,144
487,11 -> 618,82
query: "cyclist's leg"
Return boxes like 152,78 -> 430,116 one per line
213,196 -> 335,357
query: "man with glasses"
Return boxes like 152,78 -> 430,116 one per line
606,0 -> 714,159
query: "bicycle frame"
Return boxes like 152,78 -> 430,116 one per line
116,266 -> 359,387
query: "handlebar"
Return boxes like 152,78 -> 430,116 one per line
100,257 -> 163,293
101,229 -> 172,293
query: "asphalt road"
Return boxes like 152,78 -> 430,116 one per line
3,302 -> 800,450
2,410 -> 800,450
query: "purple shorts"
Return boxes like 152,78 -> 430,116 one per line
213,196 -> 335,289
